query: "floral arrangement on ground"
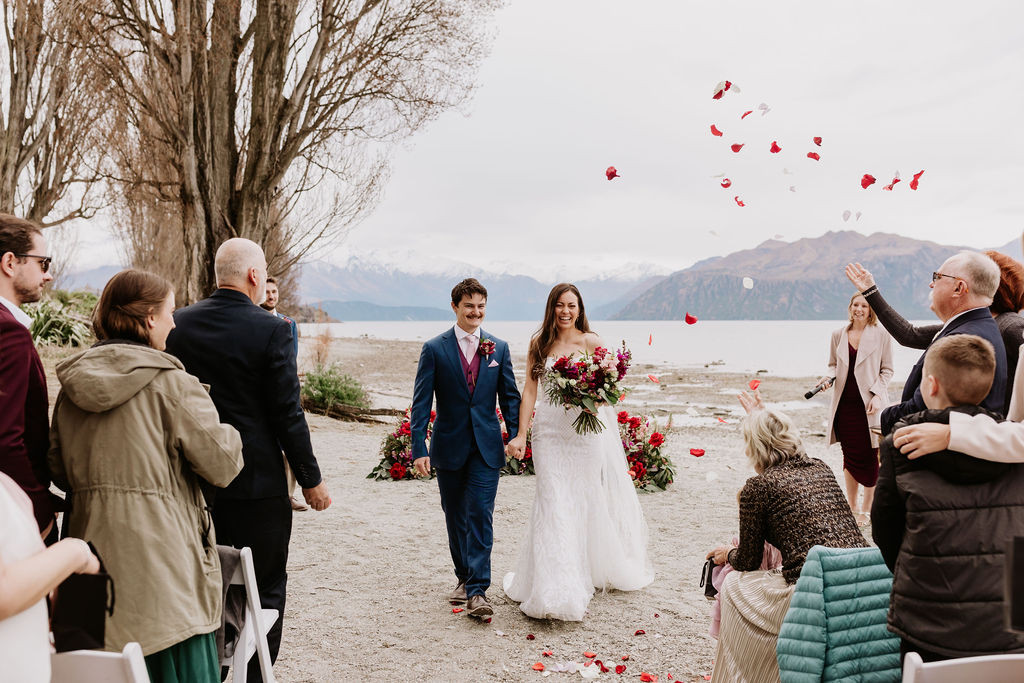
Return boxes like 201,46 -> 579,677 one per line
618,410 -> 675,491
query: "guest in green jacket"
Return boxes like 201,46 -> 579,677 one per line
48,270 -> 244,683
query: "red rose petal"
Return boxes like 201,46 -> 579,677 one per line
640,674 -> 657,683
710,124 -> 723,136
616,664 -> 627,674
648,333 -> 653,346
741,110 -> 753,119
597,661 -> 610,673
910,170 -> 925,190
526,634 -> 535,640
883,176 -> 901,191
532,662 -> 545,671
712,89 -> 724,100
749,379 -> 761,390
584,651 -> 597,658
861,174 -> 876,189
634,629 -> 646,635
654,613 -> 660,618
542,651 -> 553,657
622,655 -> 630,661
704,676 -> 712,681
647,374 -> 660,383
734,195 -> 745,207
717,417 -> 727,423
605,166 -> 619,181
730,143 -> 744,153
721,178 -> 732,188
685,312 -> 698,324
690,448 -> 706,457
770,141 -> 782,153
452,607 -> 463,613
813,136 -> 822,146
806,152 -> 820,161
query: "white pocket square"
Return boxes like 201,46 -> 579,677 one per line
488,359 -> 499,367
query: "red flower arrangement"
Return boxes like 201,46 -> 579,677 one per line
618,409 -> 675,491
545,342 -> 631,434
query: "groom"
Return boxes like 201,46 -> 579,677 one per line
411,278 -> 521,618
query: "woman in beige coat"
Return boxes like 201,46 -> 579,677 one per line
48,270 -> 243,683
818,293 -> 894,523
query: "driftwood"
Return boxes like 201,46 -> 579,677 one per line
301,397 -> 403,424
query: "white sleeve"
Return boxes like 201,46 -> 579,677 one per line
948,411 -> 1024,463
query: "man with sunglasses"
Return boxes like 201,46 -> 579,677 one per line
878,251 -> 1007,435
0,214 -> 57,542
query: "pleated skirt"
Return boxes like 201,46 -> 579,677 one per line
711,569 -> 795,683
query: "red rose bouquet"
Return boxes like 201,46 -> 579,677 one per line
544,342 -> 631,434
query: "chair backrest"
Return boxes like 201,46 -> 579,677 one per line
51,641 -> 150,682
228,546 -> 276,683
903,651 -> 1024,682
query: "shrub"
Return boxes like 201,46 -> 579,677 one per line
302,363 -> 369,412
25,297 -> 92,346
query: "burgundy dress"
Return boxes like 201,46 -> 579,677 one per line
833,343 -> 879,487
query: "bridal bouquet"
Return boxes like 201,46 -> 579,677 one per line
544,342 -> 631,435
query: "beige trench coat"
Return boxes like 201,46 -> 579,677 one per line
48,343 -> 243,655
826,324 -> 895,449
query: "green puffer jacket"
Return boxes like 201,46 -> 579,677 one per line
776,545 -> 899,682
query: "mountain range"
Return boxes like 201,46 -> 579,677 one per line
63,231 -> 1021,320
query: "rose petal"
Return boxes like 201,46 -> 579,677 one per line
758,102 -> 770,115
634,629 -> 646,635
789,186 -> 797,192
597,661 -> 610,673
640,674 -> 658,683
770,141 -> 782,153
533,663 -> 545,671
542,651 -> 553,657
710,124 -> 723,136
654,613 -> 660,618
616,664 -> 627,674
813,136 -> 822,146
910,170 -> 925,190
730,143 -> 744,153
584,652 -> 597,658
605,166 -> 619,181
717,417 -> 727,423
685,312 -> 698,324
527,634 -> 535,640
734,195 -> 745,207
742,277 -> 754,289
861,174 -> 876,189
741,110 -> 752,119
806,152 -> 820,161
648,333 -> 652,346
856,211 -> 862,221
749,379 -> 761,390
452,607 -> 464,613
622,655 -> 630,661
647,374 -> 660,383
720,178 -> 732,188
843,209 -> 851,222
690,448 -> 706,457
883,174 -> 901,191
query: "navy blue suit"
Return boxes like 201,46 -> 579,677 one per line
881,307 -> 1007,435
411,327 -> 520,597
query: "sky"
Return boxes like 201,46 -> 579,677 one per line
75,0 -> 1024,279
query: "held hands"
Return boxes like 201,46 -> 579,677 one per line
302,481 -> 332,511
412,456 -> 431,478
845,262 -> 876,292
706,544 -> 735,566
505,435 -> 527,460
737,389 -> 765,415
893,423 -> 951,459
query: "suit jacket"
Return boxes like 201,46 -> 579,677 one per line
165,288 -> 321,499
410,328 -> 521,470
880,307 -> 1006,435
0,302 -> 54,530
826,324 -> 894,448
275,311 -> 299,358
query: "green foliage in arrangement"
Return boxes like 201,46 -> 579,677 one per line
25,290 -> 96,346
302,363 -> 370,412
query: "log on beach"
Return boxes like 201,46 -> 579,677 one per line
301,397 -> 404,424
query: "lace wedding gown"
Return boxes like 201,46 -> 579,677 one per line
502,357 -> 654,621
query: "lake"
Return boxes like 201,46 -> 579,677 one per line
300,320 -> 930,381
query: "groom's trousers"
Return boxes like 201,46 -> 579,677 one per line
435,446 -> 500,597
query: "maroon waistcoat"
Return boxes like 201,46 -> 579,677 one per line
458,346 -> 481,394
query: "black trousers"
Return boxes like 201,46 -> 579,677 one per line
213,496 -> 292,682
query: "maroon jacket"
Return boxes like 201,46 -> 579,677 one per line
0,301 -> 54,531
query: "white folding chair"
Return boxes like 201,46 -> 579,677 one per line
902,651 -> 1024,682
224,546 -> 278,683
51,641 -> 150,682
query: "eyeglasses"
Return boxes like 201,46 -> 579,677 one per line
13,253 -> 52,273
931,272 -> 962,283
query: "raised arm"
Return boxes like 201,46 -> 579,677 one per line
846,263 -> 938,349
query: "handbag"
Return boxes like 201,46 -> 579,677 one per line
700,558 -> 718,600
51,541 -> 116,652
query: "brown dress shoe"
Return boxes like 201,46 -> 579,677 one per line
466,594 -> 493,618
290,496 -> 310,511
449,582 -> 467,604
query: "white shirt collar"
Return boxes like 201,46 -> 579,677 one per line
0,295 -> 31,329
935,306 -> 988,339
453,323 -> 480,341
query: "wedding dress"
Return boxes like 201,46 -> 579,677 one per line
502,356 -> 654,621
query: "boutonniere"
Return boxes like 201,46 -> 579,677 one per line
478,337 -> 496,358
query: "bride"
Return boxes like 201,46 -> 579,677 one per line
503,283 -> 653,621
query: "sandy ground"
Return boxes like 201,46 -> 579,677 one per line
42,336 -> 900,682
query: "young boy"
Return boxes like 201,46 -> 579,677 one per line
872,334 -> 1024,662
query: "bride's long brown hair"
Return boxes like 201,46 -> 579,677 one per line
528,283 -> 592,379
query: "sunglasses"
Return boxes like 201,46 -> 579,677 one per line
931,271 -> 961,283
14,253 -> 52,273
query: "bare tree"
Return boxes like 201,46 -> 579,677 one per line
85,0 -> 501,303
0,1 -> 107,228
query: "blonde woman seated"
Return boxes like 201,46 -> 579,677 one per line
706,393 -> 866,682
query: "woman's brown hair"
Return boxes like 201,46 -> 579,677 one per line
985,250 -> 1024,315
93,269 -> 173,346
528,283 -> 591,379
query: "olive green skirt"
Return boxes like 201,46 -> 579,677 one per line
144,632 -> 219,683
